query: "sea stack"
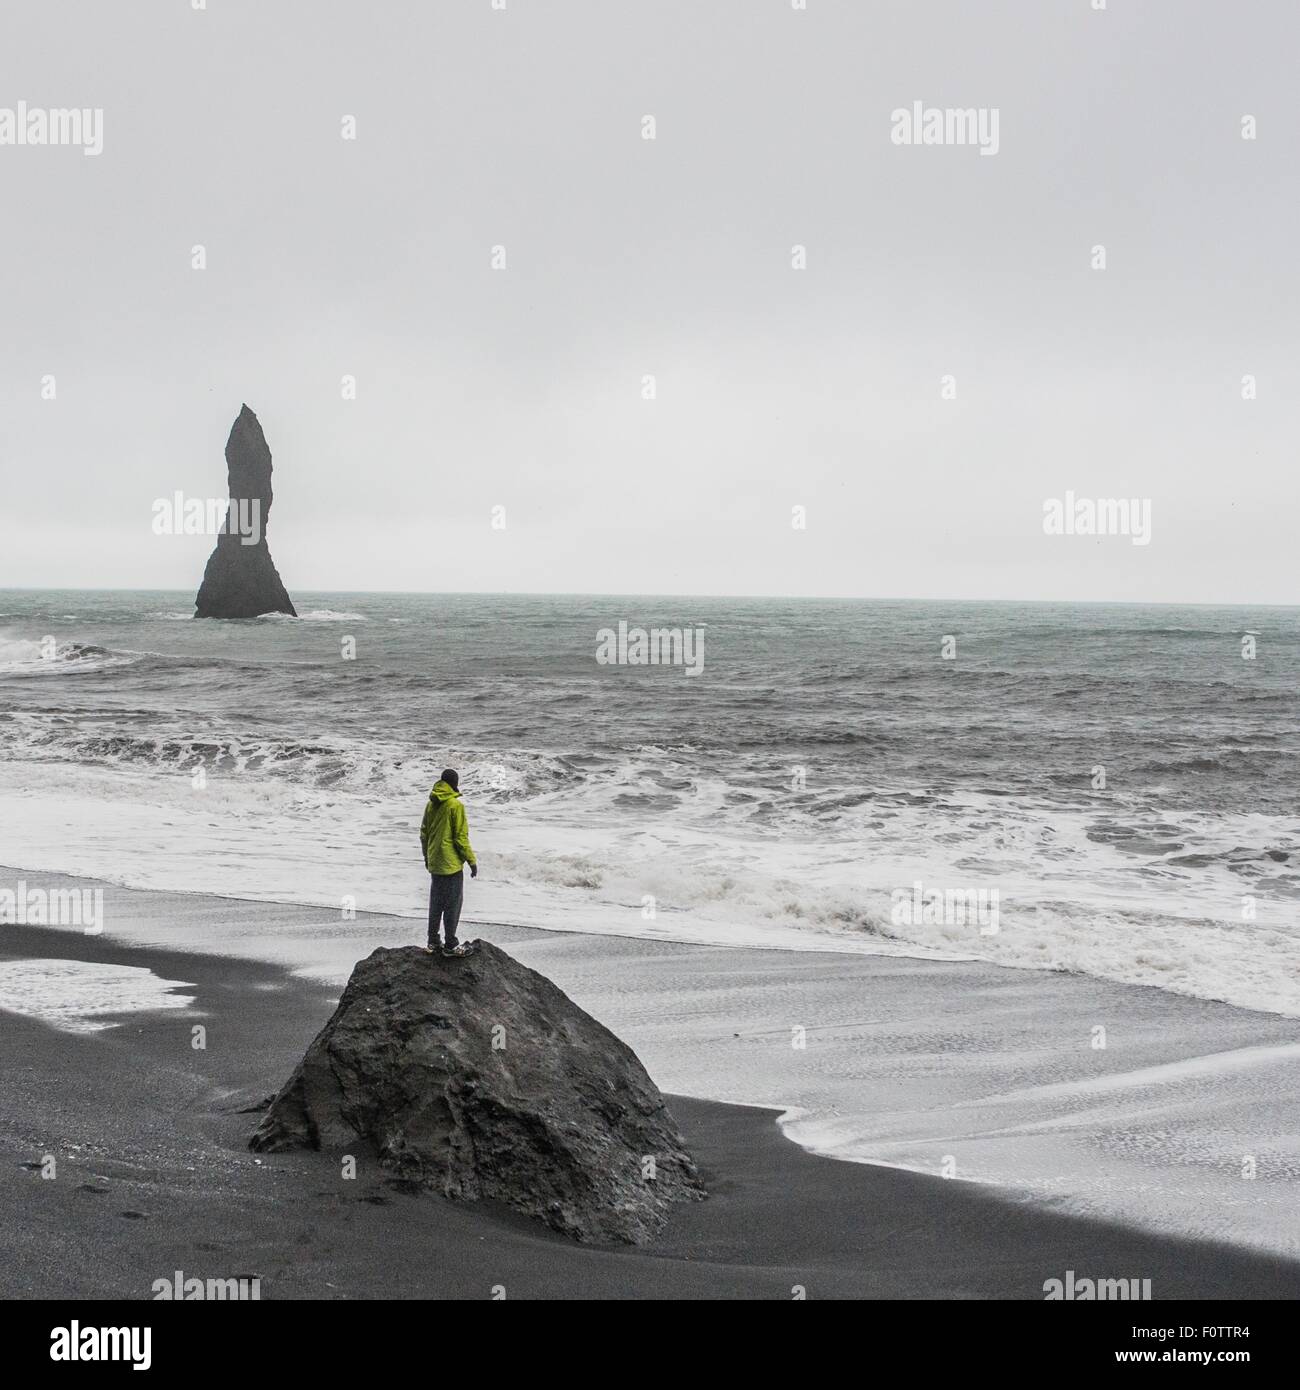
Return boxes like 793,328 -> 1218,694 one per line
250,943 -> 705,1244
194,404 -> 296,619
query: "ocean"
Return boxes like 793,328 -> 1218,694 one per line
1,590 -> 1297,1015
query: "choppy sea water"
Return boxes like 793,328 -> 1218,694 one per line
1,590 -> 1297,1014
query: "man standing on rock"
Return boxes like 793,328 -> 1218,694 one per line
420,769 -> 479,958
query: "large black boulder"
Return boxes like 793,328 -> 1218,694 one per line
250,942 -> 703,1244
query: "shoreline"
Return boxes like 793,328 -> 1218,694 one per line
5,865 -> 1300,1268
3,916 -> 1299,1299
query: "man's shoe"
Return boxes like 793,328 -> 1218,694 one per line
441,941 -> 478,958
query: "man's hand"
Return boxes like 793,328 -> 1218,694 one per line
469,863 -> 478,879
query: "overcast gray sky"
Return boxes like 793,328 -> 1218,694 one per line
1,0 -> 1295,602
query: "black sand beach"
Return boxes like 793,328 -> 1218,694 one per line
3,913 -> 1298,1300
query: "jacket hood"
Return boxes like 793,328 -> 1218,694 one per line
430,780 -> 460,802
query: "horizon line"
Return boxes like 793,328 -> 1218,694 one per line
0,584 -> 1296,610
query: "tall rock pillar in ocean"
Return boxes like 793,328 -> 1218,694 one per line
194,405 -> 297,619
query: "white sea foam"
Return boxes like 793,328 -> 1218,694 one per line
0,635 -> 43,667
254,609 -> 366,622
0,959 -> 196,1033
1,755 -> 1296,1013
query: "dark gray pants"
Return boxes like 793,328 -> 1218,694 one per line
428,870 -> 464,949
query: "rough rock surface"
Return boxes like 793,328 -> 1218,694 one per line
249,943 -> 704,1243
194,404 -> 296,619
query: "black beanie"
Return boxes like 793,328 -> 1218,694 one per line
440,768 -> 459,791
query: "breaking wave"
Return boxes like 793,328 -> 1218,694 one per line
0,713 -> 576,803
0,634 -> 139,676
